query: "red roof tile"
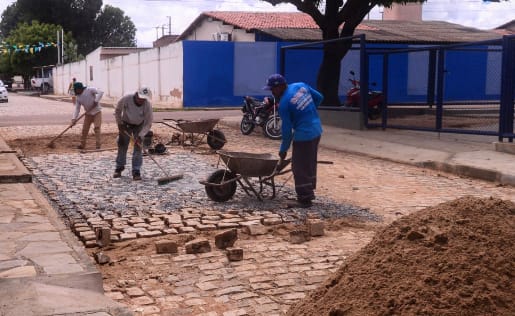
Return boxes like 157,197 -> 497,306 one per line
204,11 -> 377,31
204,11 -> 318,30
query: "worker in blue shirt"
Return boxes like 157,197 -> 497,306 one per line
263,74 -> 323,208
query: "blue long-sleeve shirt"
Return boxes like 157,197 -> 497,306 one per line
278,82 -> 323,153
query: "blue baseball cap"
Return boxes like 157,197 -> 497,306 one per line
263,74 -> 286,90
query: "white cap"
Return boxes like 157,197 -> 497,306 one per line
137,87 -> 152,100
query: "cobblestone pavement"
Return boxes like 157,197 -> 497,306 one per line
3,117 -> 515,315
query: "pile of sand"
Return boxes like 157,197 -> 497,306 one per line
287,196 -> 514,315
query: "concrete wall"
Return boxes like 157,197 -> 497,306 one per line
54,39 -> 503,108
54,42 -> 184,108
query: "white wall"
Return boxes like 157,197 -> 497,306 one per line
54,42 -> 184,109
184,19 -> 255,42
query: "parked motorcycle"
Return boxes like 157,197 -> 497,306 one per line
345,71 -> 384,120
240,96 -> 282,140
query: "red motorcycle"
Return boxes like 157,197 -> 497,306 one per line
345,71 -> 384,120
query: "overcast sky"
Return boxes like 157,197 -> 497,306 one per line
0,0 -> 513,47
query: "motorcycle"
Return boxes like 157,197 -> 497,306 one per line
345,71 -> 384,120
240,96 -> 282,140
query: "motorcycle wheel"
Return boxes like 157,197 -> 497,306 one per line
204,169 -> 237,202
368,103 -> 383,120
207,129 -> 226,150
240,115 -> 255,135
263,116 -> 282,140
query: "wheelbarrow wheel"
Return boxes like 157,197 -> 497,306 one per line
205,169 -> 237,202
207,129 -> 226,149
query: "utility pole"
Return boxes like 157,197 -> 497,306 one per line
167,16 -> 171,35
155,26 -> 160,39
161,25 -> 166,37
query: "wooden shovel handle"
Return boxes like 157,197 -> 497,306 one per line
48,112 -> 86,145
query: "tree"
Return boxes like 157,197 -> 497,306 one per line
262,0 -> 425,106
88,5 -> 137,52
2,21 -> 77,84
0,1 -> 136,56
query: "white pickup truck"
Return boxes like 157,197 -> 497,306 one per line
31,65 -> 54,94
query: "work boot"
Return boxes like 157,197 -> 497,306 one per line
77,144 -> 85,150
133,171 -> 142,181
96,144 -> 101,150
113,167 -> 124,178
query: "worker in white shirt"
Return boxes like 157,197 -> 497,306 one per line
71,82 -> 104,149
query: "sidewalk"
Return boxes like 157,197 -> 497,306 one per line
220,116 -> 515,186
0,137 -> 131,315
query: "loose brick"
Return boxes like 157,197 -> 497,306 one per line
307,219 -> 325,237
185,238 -> 211,254
155,240 -> 178,254
226,247 -> 243,261
289,230 -> 311,244
215,229 -> 238,249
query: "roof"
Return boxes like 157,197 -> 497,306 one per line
494,19 -> 515,35
260,20 -> 502,43
178,11 -> 502,44
177,11 -> 320,40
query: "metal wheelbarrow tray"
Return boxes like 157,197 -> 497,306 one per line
200,150 -> 291,202
159,118 -> 226,149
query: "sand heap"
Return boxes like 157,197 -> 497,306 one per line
287,196 -> 514,316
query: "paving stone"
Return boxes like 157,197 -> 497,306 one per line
185,238 -> 211,254
289,230 -> 310,244
307,219 -> 325,236
243,224 -> 268,236
131,295 -> 155,305
137,231 -> 162,238
155,240 -> 178,254
126,287 -> 145,297
226,247 -> 243,261
215,229 -> 238,249
178,226 -> 196,233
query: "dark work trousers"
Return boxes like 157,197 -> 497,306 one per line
116,124 -> 143,174
291,136 -> 321,202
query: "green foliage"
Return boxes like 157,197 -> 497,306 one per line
88,5 -> 137,51
0,0 -> 136,56
1,21 -> 76,79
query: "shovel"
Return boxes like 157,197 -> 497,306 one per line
47,112 -> 86,148
122,130 -> 183,185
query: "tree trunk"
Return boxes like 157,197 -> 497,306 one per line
317,39 -> 352,106
317,49 -> 342,106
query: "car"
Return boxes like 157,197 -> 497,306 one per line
0,80 -> 8,103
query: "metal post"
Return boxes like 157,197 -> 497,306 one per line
359,34 -> 368,126
382,53 -> 389,129
61,29 -> 64,63
427,49 -> 436,108
435,49 -> 445,131
499,35 -> 515,141
57,30 -> 60,65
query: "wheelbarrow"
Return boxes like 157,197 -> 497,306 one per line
158,118 -> 226,149
200,150 -> 291,202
